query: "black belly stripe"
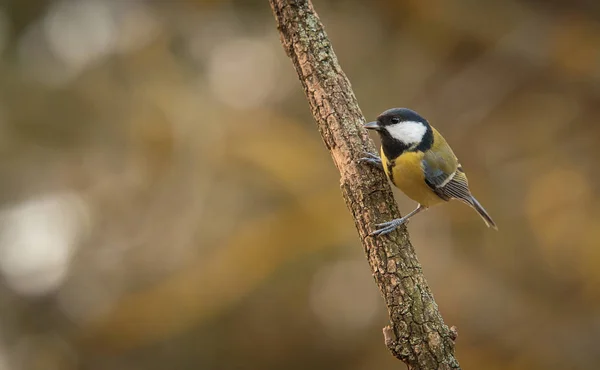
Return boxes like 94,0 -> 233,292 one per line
386,160 -> 396,186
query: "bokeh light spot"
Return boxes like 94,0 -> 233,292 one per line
44,0 -> 117,72
0,192 -> 90,297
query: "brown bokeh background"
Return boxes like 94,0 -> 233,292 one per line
0,0 -> 599,369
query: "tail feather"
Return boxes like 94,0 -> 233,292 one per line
469,196 -> 498,230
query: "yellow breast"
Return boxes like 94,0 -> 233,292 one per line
380,147 -> 444,207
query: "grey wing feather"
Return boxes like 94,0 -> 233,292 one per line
435,172 -> 473,204
422,163 -> 448,188
421,153 -> 454,188
422,154 -> 472,203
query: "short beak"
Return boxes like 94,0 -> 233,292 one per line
363,121 -> 380,130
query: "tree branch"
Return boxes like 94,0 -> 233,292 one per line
268,1 -> 461,369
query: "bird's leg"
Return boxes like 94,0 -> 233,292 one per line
358,152 -> 383,171
370,204 -> 427,236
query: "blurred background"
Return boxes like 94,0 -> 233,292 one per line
0,0 -> 599,369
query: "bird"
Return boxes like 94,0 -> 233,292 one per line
359,107 -> 497,236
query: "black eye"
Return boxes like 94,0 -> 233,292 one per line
391,117 -> 400,124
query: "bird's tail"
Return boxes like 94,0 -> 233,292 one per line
469,196 -> 498,230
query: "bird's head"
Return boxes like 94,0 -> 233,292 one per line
364,108 -> 431,146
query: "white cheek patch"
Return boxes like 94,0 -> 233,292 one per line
386,121 -> 427,144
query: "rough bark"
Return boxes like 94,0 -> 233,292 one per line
268,1 -> 461,369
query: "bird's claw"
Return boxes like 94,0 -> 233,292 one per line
369,217 -> 408,236
358,152 -> 383,170
358,151 -> 380,161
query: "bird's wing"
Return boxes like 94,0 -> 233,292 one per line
422,151 -> 472,203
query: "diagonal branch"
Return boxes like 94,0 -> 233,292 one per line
268,1 -> 461,369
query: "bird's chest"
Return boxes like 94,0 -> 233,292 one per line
381,149 -> 441,206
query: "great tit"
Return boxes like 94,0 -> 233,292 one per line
360,108 -> 497,236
